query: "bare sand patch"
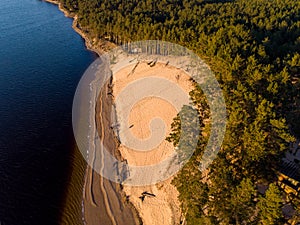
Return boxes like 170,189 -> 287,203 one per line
112,61 -> 194,225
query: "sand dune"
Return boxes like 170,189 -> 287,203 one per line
112,61 -> 194,225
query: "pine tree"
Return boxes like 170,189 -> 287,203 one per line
258,183 -> 283,225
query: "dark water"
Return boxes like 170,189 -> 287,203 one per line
0,0 -> 96,224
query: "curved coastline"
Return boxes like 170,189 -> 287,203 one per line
43,0 -> 141,224
43,0 -> 101,55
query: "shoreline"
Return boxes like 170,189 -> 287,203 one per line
43,0 -> 113,56
43,1 -> 188,224
43,0 -> 141,224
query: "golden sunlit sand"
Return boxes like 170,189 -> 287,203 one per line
112,61 -> 194,225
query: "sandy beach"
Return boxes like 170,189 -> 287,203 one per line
112,61 -> 194,225
83,74 -> 141,225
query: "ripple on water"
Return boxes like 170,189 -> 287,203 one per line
0,0 -> 96,224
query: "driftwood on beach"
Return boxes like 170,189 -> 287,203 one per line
127,61 -> 140,77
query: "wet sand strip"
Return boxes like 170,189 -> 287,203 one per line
83,76 -> 141,225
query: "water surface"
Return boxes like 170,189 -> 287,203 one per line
0,0 -> 96,224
